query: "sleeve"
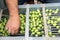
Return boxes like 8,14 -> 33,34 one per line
18,0 -> 27,5
0,0 -> 6,9
38,0 -> 60,3
44,0 -> 60,3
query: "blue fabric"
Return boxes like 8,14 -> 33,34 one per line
0,0 -> 6,9
38,0 -> 60,3
18,0 -> 27,5
18,0 -> 60,5
45,0 -> 60,3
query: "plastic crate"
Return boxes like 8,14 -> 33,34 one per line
0,3 -> 60,40
0,8 -> 25,40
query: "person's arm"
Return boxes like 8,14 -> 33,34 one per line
5,0 -> 18,16
5,0 -> 20,35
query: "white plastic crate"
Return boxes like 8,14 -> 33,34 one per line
0,3 -> 60,40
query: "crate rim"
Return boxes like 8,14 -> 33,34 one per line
18,3 -> 60,8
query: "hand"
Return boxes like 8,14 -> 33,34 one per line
5,15 -> 20,35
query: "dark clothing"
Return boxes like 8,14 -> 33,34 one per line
38,0 -> 60,3
0,0 -> 5,9
18,0 -> 27,5
0,0 -> 60,9
45,0 -> 60,3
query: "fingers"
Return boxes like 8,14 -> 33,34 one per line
11,29 -> 18,35
8,28 -> 11,33
5,26 -> 11,34
5,24 -> 9,30
6,26 -> 18,35
11,27 -> 18,35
